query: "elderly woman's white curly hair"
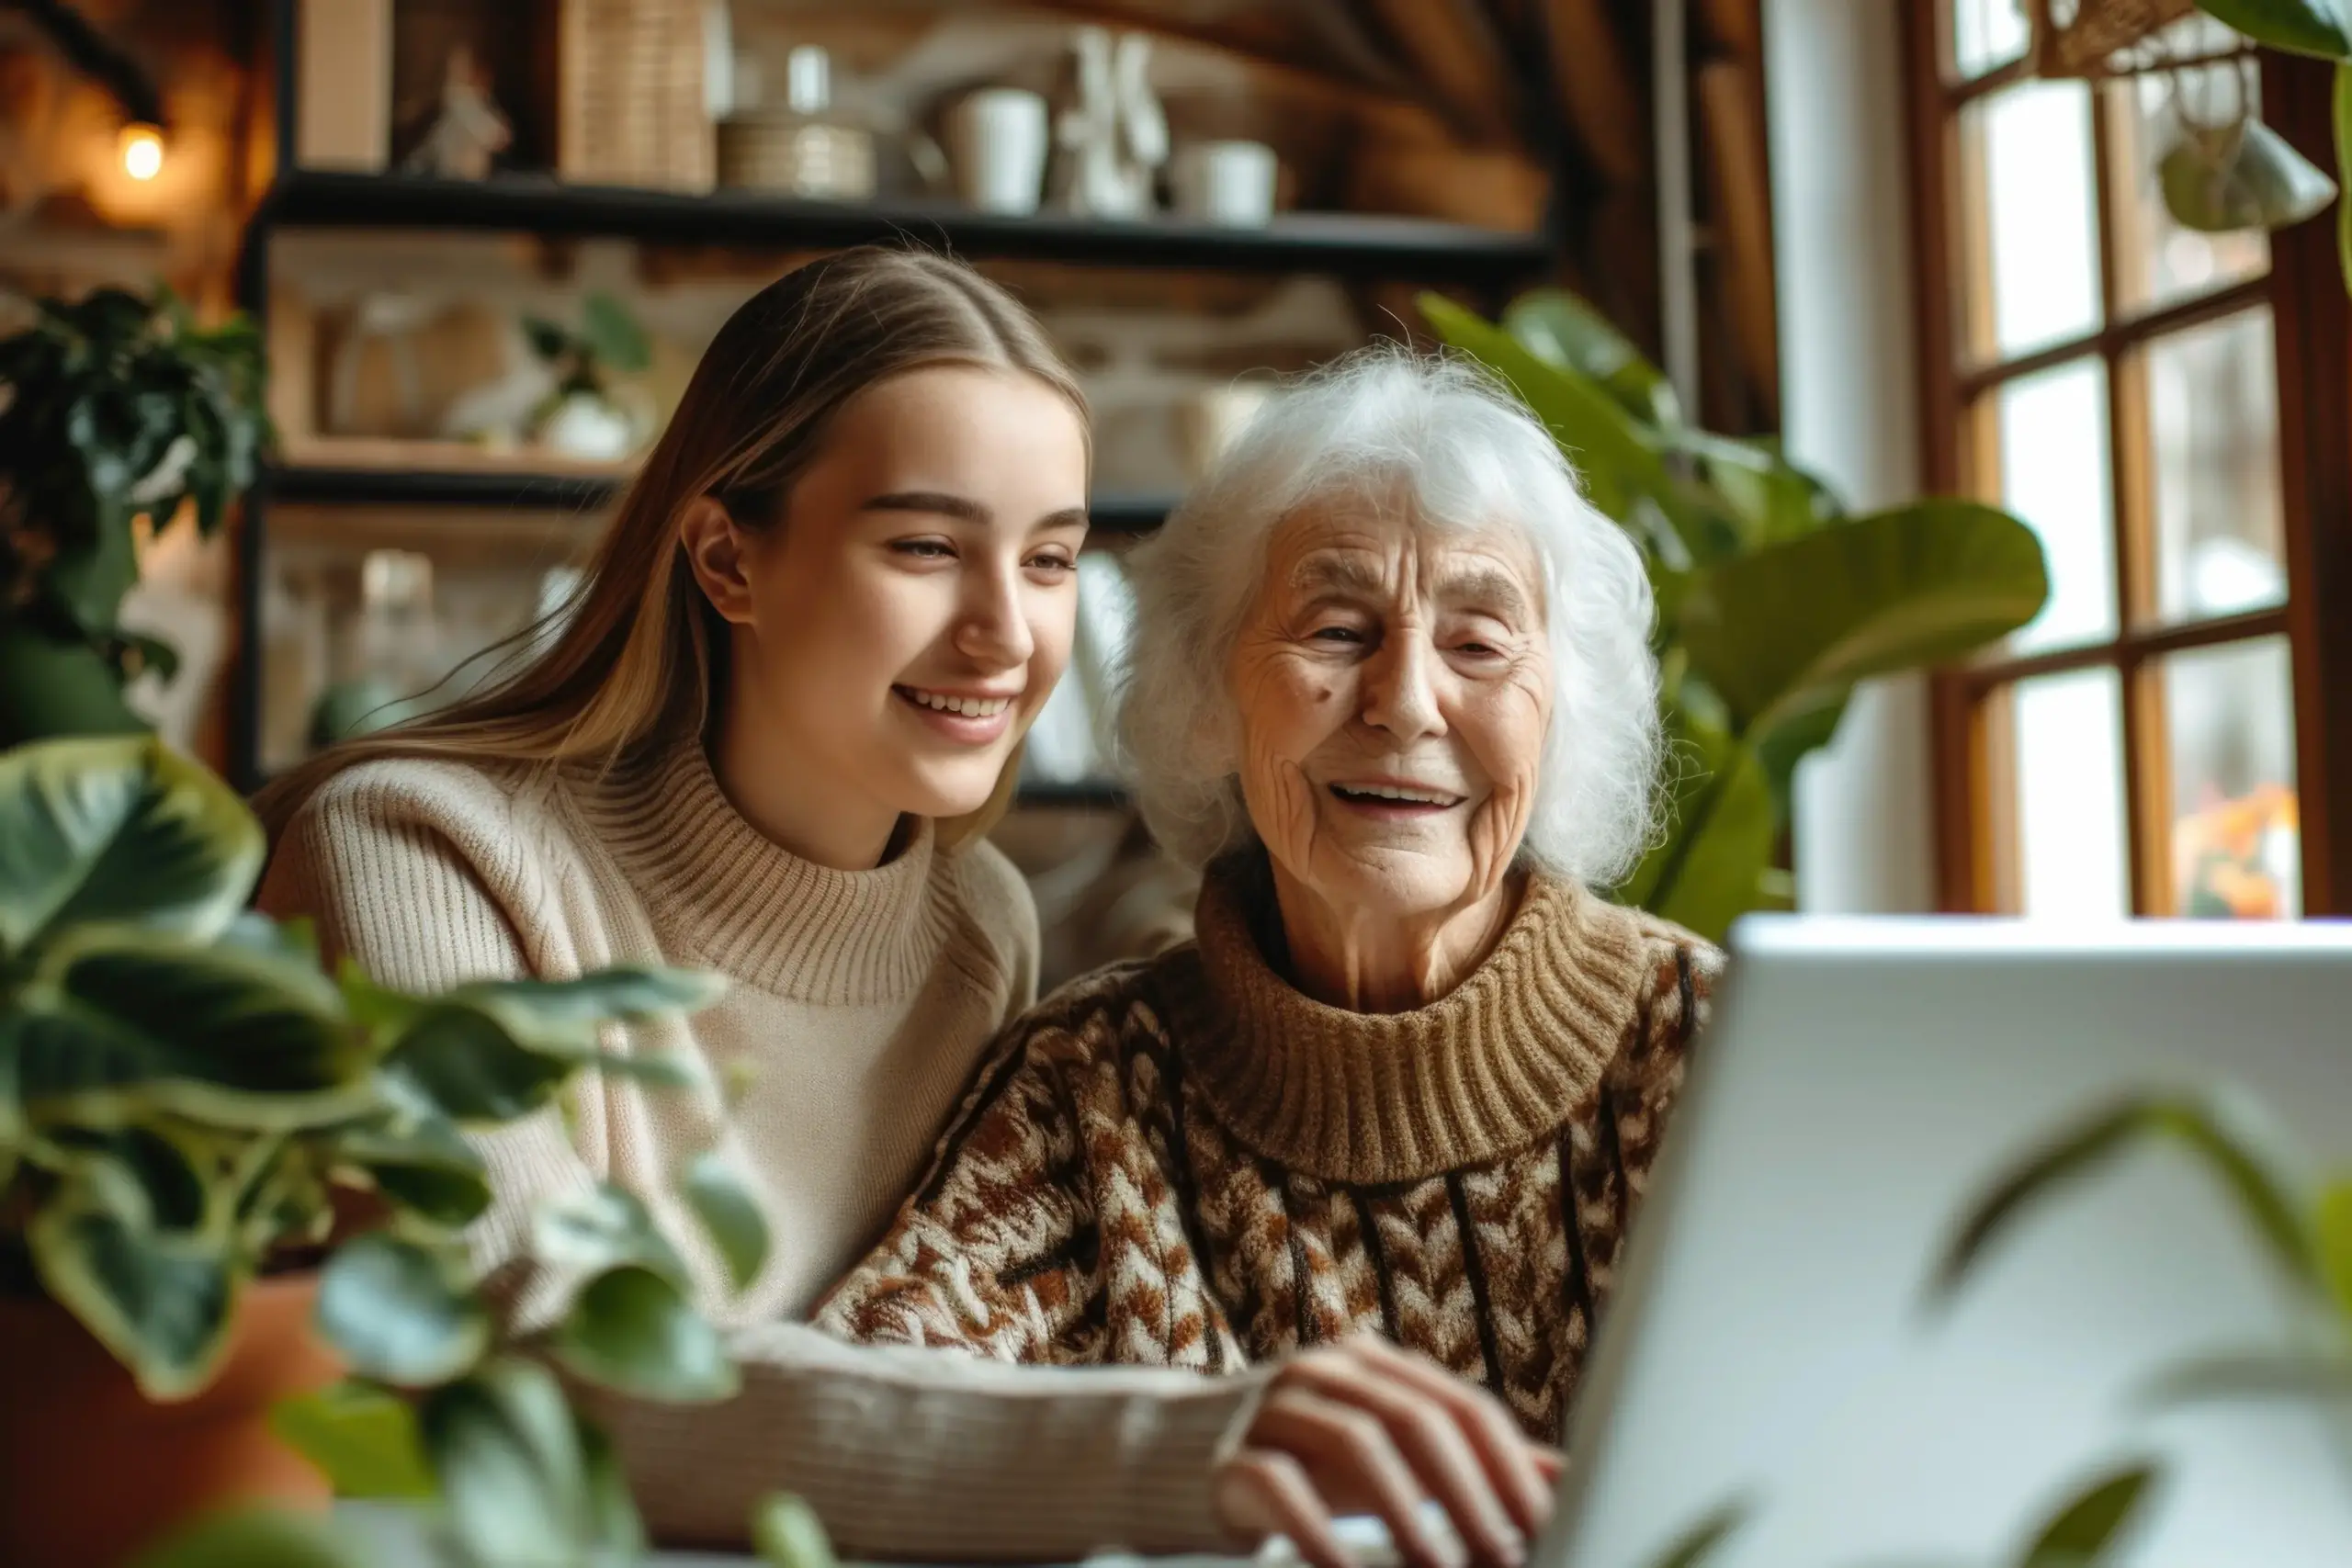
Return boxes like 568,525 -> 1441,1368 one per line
1114,344 -> 1663,886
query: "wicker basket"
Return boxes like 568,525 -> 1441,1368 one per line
2030,0 -> 2203,76
555,0 -> 713,190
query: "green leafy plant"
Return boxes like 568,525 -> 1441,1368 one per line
1419,290 -> 2052,941
1634,1459 -> 2161,1568
1630,1077 -> 2352,1568
1937,1086 -> 2352,1414
0,287 -> 271,744
522,293 -> 651,409
0,733 -> 777,1565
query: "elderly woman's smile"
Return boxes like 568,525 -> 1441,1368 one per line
1229,502 -> 1554,1010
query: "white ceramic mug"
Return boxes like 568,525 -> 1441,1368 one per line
945,88 -> 1050,215
1170,141 -> 1278,227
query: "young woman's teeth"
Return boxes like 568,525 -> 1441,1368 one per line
902,688 -> 1012,717
1335,784 -> 1459,806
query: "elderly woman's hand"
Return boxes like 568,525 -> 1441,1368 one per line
1214,1334 -> 1561,1568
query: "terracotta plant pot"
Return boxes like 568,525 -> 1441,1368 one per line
0,1274 -> 344,1567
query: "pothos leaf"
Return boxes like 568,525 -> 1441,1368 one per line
682,1150 -> 771,1293
752,1492 -> 841,1568
548,1264 -> 739,1403
314,1234 -> 490,1385
421,1359 -> 595,1567
26,1154 -> 242,1400
268,1379 -> 436,1501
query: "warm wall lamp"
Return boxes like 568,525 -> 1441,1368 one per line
4,0 -> 169,180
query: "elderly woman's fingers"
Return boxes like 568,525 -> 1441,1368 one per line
1245,1384 -> 1465,1568
1284,1350 -> 1524,1568
1337,1337 -> 1555,1537
1215,1449 -> 1351,1568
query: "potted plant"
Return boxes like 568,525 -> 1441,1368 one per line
0,286 -> 271,746
0,734 -> 769,1566
1420,290 -> 2052,940
524,293 -> 653,463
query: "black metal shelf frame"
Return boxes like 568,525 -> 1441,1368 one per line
265,463 -> 1173,535
231,0 -> 1570,795
260,167 -> 1556,285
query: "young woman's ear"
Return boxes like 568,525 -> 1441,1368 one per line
679,496 -> 759,626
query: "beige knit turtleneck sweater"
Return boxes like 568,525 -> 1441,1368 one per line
818,853 -> 1722,1441
258,736 -> 1269,1558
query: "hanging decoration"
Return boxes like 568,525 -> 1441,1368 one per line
2022,0 -> 2352,293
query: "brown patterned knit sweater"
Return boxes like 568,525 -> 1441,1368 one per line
817,854 -> 1721,1440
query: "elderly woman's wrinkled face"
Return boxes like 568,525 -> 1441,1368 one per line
1229,499 -> 1554,919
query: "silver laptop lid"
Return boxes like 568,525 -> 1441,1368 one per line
1546,917 -> 2352,1568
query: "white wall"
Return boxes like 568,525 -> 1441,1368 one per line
1763,0 -> 1941,913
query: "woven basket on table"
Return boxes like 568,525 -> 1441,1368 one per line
555,0 -> 713,190
2029,0 -> 2202,75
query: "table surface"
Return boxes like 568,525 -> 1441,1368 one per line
331,1502 -> 1392,1568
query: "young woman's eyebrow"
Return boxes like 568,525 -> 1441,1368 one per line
862,491 -> 991,523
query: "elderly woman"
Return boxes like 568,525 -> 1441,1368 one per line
817,347 -> 1720,1450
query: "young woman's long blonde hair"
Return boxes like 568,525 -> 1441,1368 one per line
255,248 -> 1087,850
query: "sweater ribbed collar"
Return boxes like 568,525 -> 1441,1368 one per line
571,733 -> 952,1005
1176,852 -> 1650,1185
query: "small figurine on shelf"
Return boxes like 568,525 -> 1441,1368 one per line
401,45 -> 512,181
1052,28 -> 1166,219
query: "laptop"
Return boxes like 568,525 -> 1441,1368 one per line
1544,917 -> 2352,1568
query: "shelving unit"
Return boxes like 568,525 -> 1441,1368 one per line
232,0 -> 1569,797
258,168 -> 1558,285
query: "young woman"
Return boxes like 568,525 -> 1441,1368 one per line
257,250 -> 1554,1568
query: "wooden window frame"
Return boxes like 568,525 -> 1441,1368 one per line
1905,3 -> 2352,918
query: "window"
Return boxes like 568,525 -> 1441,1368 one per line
1907,3 -> 2352,918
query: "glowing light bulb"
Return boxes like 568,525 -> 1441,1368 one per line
120,125 -> 164,182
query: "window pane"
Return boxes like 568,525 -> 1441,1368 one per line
2012,669 -> 2131,919
1953,0 -> 2030,77
1964,82 -> 2104,357
2148,310 -> 2286,624
1994,358 -> 2117,653
2165,637 -> 2301,918
2111,62 -> 2270,310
